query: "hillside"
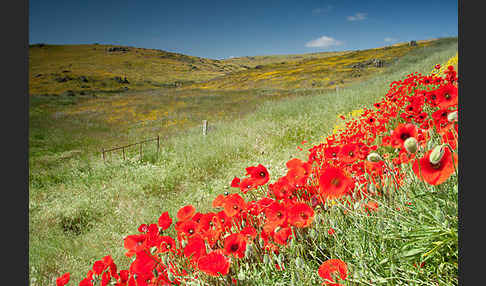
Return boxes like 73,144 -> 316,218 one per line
220,51 -> 350,68
28,44 -> 246,96
184,39 -> 437,90
29,40 -> 436,96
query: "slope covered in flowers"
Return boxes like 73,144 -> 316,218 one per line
56,60 -> 458,286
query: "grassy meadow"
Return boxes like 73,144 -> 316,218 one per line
29,37 -> 457,285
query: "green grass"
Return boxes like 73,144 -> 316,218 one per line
29,37 -> 457,285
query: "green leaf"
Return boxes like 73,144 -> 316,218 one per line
401,248 -> 426,258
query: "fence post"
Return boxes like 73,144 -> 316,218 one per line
202,120 -> 208,136
102,148 -> 105,162
157,135 -> 160,154
122,147 -> 125,160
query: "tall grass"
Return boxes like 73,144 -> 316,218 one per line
29,38 -> 457,285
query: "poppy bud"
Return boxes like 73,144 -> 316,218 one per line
447,111 -> 458,122
429,145 -> 445,165
367,152 -> 382,162
404,137 -> 418,154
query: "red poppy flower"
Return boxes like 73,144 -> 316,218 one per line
273,226 -> 293,246
240,226 -> 258,241
129,251 -> 157,282
203,227 -> 223,248
137,223 -> 148,233
158,211 -> 172,231
338,143 -> 359,164
287,202 -> 314,228
432,108 -> 454,134
391,123 -> 418,149
328,228 -> 335,236
268,176 -> 293,200
79,278 -> 94,286
263,201 -> 287,232
158,236 -> 176,253
196,212 -> 217,233
318,167 -> 355,201
412,147 -> 457,185
119,270 -> 130,283
318,259 -> 348,285
324,146 -> 340,160
246,200 -> 261,216
176,220 -> 198,239
212,194 -> 226,208
123,234 -> 146,257
436,83 -> 458,109
239,177 -> 257,194
223,193 -> 246,217
257,197 -> 276,209
93,259 -> 107,275
197,250 -> 231,277
442,130 -> 457,150
224,233 -> 247,259
56,272 -> 70,286
101,272 -> 111,286
245,164 -> 270,186
425,90 -> 440,107
414,112 -> 428,124
177,205 -> 196,222
184,235 -> 207,262
192,212 -> 203,224
230,177 -> 241,188
286,158 -> 312,186
216,210 -> 233,231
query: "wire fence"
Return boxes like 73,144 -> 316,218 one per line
100,120 -> 210,162
101,135 -> 160,162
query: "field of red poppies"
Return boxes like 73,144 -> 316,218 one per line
55,63 -> 458,286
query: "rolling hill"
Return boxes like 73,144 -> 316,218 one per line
28,43 -> 245,96
29,39 -> 436,97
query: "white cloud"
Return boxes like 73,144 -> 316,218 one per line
312,5 -> 333,14
347,12 -> 367,21
305,36 -> 343,48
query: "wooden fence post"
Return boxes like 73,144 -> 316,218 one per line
157,135 -> 160,154
122,147 -> 125,160
202,120 -> 208,136
102,148 -> 105,162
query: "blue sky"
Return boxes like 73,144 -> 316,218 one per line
29,0 -> 458,60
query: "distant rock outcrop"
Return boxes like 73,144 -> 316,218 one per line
107,47 -> 130,52
113,76 -> 129,84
